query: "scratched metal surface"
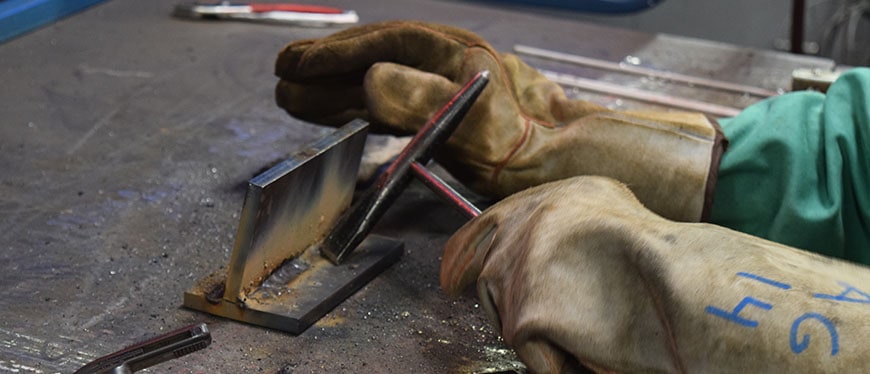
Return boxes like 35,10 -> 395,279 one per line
0,0 -> 833,373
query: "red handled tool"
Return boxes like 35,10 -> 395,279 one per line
173,2 -> 359,26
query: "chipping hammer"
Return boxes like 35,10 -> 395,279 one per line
321,70 -> 488,264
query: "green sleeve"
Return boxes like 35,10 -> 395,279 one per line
711,67 -> 870,265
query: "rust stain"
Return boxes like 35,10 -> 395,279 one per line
313,313 -> 346,328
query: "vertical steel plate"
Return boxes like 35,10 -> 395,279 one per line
183,120 -> 404,334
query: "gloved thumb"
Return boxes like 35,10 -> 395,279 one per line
363,62 -> 461,135
439,213 -> 498,297
440,185 -> 552,297
514,338 -> 585,374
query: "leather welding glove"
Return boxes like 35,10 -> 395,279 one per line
441,175 -> 870,374
275,21 -> 726,222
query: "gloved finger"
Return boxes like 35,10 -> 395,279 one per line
478,278 -> 589,373
275,80 -> 367,126
363,62 -> 460,135
514,338 -> 583,374
440,213 -> 499,297
274,37 -> 314,74
274,21 -> 491,83
477,277 -> 586,373
440,184 -> 553,296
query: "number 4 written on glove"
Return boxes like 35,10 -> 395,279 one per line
704,271 -> 870,357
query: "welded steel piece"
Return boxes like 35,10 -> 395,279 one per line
184,119 -> 404,334
225,119 -> 368,297
184,235 -> 402,334
320,70 -> 490,264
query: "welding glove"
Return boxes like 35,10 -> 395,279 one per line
275,21 -> 726,223
441,175 -> 870,374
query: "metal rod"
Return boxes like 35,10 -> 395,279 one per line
791,0 -> 806,54
410,162 -> 480,219
541,69 -> 742,118
514,44 -> 779,98
320,71 -> 490,264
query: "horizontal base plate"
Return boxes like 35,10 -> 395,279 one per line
184,235 -> 403,334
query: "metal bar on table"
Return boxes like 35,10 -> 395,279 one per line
514,44 -> 779,98
410,162 -> 480,219
541,69 -> 742,118
75,323 -> 211,374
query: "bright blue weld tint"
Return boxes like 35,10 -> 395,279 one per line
790,313 -> 839,356
814,281 -> 870,304
705,297 -> 772,328
736,272 -> 792,290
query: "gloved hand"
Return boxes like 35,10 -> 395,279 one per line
275,21 -> 726,222
441,176 -> 870,373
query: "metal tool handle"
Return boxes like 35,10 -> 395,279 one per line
75,323 -> 211,374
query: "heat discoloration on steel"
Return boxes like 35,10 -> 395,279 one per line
223,120 -> 368,299
244,235 -> 402,317
184,234 -> 402,334
184,121 -> 405,334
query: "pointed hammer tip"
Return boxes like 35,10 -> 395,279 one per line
320,236 -> 349,265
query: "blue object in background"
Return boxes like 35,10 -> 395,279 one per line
481,0 -> 662,13
0,0 -> 107,44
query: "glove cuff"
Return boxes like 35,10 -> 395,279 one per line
702,117 -> 728,222
484,110 -> 727,222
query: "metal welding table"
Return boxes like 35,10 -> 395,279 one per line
0,0 -> 833,372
